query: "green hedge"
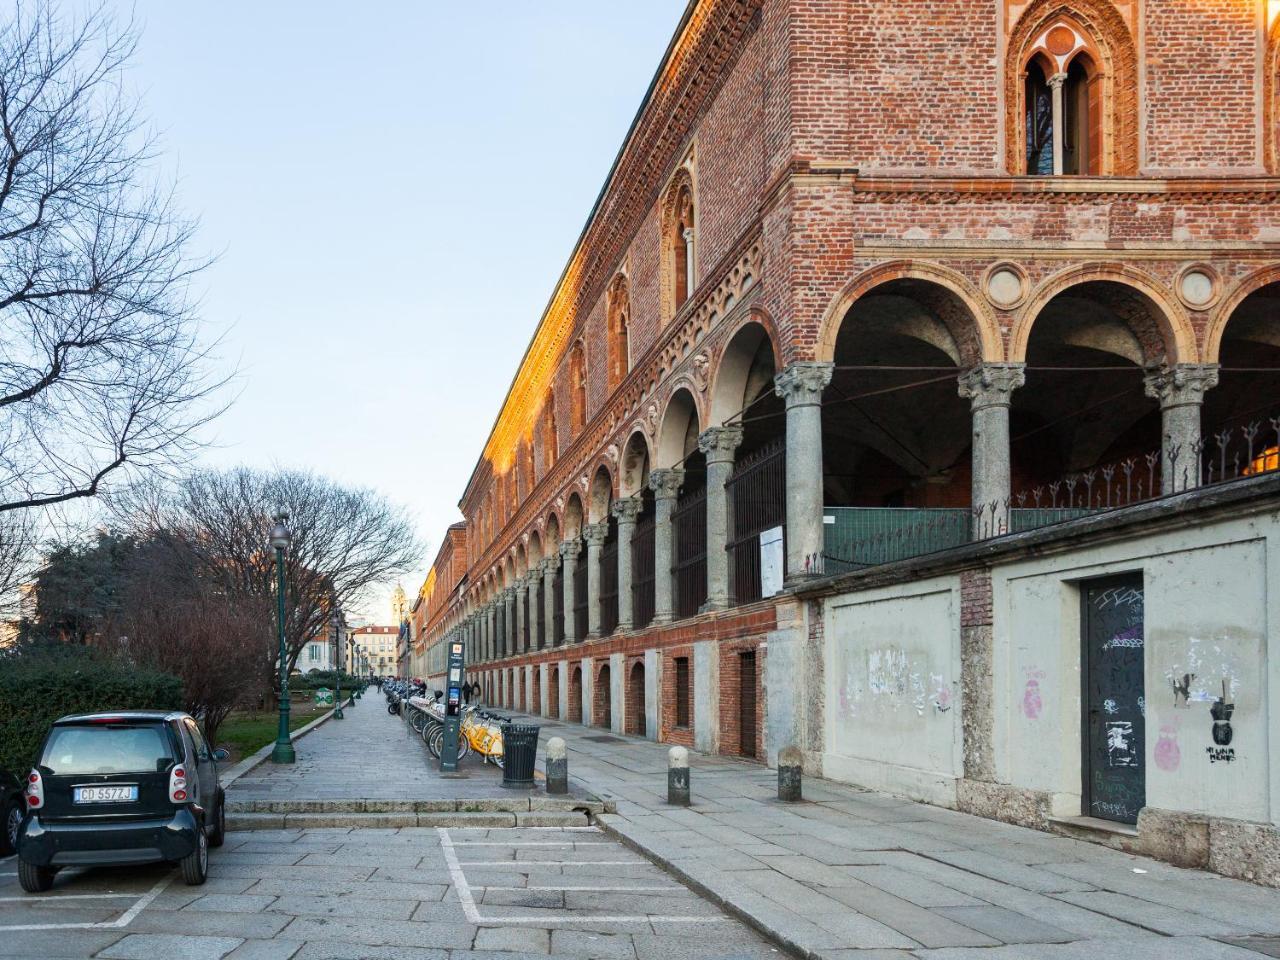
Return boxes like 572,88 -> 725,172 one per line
293,670 -> 364,691
0,650 -> 183,774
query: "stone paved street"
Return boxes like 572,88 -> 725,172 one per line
0,825 -> 780,959
227,692 -> 523,804
516,713 -> 1280,960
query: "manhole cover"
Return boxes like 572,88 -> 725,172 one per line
583,735 -> 625,744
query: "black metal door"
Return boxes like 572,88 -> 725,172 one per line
1082,574 -> 1145,825
739,651 -> 757,758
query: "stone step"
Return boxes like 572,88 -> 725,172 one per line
225,797 -> 604,815
228,809 -> 594,830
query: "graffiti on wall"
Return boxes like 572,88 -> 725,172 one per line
1021,667 -> 1045,720
1154,720 -> 1181,772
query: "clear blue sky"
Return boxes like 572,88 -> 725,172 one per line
111,1 -> 689,619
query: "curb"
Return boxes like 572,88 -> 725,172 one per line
220,697 -> 353,788
596,814 -> 814,960
228,809 -> 592,830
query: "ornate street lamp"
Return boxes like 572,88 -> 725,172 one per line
270,513 -> 295,764
331,606 -> 344,720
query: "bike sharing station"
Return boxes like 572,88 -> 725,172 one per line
386,641 -> 551,793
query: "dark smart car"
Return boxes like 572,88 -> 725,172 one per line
16,711 -> 227,892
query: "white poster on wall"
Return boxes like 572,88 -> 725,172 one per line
760,526 -> 785,597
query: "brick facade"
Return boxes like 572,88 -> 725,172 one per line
415,0 -> 1280,765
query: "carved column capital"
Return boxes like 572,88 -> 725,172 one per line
514,577 -> 529,597
611,496 -> 644,524
1047,72 -> 1068,90
559,539 -> 584,562
648,467 -> 685,500
698,424 -> 744,463
1143,363 -> 1220,409
539,556 -> 559,576
958,362 -> 1026,410
774,361 -> 834,408
582,521 -> 610,547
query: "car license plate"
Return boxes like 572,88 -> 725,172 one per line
73,784 -> 138,804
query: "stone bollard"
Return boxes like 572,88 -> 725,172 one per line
668,746 -> 690,806
546,737 -> 568,795
778,745 -> 803,802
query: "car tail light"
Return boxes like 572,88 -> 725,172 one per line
169,765 -> 188,803
26,769 -> 43,809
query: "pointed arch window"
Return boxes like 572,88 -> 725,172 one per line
543,389 -> 558,471
1007,4 -> 1137,176
661,167 -> 698,321
607,274 -> 631,390
569,341 -> 587,434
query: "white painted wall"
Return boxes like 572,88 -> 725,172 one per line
994,511 -> 1278,826
694,640 -> 719,754
644,648 -> 661,740
823,582 -> 962,805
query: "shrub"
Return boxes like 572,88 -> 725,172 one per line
0,648 -> 183,774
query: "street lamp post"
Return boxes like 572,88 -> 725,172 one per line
349,638 -> 359,702
270,513 -> 295,764
332,606 -> 344,720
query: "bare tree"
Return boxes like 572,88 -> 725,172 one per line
113,534 -> 269,744
115,467 -> 423,682
0,2 -> 224,516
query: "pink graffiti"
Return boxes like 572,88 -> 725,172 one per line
936,687 -> 952,709
1155,724 -> 1181,772
1022,679 -> 1043,719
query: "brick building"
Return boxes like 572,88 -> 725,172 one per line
413,0 -> 1280,884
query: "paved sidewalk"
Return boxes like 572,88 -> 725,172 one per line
515,713 -> 1280,960
228,692 -> 532,804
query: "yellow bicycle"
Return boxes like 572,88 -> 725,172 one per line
461,707 -> 505,769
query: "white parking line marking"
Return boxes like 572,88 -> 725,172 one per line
438,827 -> 482,924
441,827 -> 729,925
477,885 -> 687,892
0,870 -> 174,932
0,893 -> 136,902
454,841 -> 613,847
455,865 -> 645,870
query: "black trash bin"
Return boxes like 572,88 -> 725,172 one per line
501,723 -> 540,789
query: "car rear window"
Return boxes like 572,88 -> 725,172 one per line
40,725 -> 175,776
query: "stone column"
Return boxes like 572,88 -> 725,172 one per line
612,498 -> 642,631
504,593 -> 514,660
583,521 -> 609,639
649,468 -> 684,624
1049,73 -> 1066,176
774,362 -> 834,580
541,556 -> 558,647
560,539 -> 583,644
515,578 -> 529,653
699,425 -> 744,610
959,362 -> 1025,538
487,602 -> 497,661
1144,364 -> 1220,493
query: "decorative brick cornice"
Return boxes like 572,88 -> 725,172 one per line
463,0 -> 763,506
849,176 -> 1280,205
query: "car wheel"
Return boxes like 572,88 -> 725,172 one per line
181,825 -> 209,886
2,800 -> 21,856
18,860 -> 56,893
207,793 -> 226,848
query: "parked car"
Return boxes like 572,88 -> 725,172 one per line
16,711 -> 228,892
1,768 -> 23,856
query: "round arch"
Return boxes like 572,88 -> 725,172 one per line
709,317 -> 782,426
544,512 -> 562,548
514,543 -> 527,578
1205,265 -> 1280,365
1011,263 -> 1195,365
527,528 -> 544,565
619,430 -> 652,497
816,262 -> 1003,366
655,385 -> 703,469
562,493 -> 585,540
587,465 -> 614,524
